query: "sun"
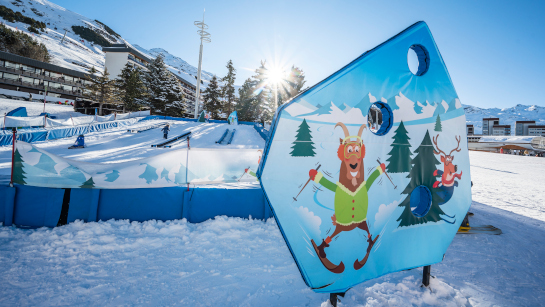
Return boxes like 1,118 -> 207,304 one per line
266,66 -> 285,86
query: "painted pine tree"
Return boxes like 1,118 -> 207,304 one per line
434,114 -> 442,132
396,130 -> 446,227
386,121 -> 412,173
12,149 -> 27,184
198,110 -> 206,122
80,177 -> 95,189
290,119 -> 316,157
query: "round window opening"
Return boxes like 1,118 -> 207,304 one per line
410,185 -> 432,217
367,102 -> 393,136
407,44 -> 430,76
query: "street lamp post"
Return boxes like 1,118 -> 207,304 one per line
194,10 -> 211,119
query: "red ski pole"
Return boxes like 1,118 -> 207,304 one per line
293,164 -> 321,201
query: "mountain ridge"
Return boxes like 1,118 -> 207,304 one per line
0,0 -> 215,88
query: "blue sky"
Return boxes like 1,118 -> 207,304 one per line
53,0 -> 545,109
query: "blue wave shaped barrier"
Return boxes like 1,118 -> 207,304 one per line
0,184 -> 272,228
0,118 -> 139,146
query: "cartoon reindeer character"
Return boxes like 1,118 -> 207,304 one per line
432,135 -> 462,204
309,122 -> 386,273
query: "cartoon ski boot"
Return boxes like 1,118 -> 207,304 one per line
316,239 -> 330,258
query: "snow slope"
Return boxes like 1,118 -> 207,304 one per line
464,104 -> 545,134
0,151 -> 544,306
0,0 -> 215,85
0,98 -> 79,118
0,118 -> 265,176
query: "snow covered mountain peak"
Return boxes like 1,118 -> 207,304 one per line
0,0 -> 214,86
464,103 -> 545,134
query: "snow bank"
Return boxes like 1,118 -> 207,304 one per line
0,99 -> 79,119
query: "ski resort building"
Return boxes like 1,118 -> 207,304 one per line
515,121 -> 536,136
492,125 -> 511,136
482,117 -> 500,135
466,124 -> 474,135
529,125 -> 545,136
102,43 -> 202,116
0,51 -> 93,102
102,44 -> 152,78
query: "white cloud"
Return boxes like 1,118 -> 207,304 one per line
374,198 -> 403,229
295,206 -> 322,238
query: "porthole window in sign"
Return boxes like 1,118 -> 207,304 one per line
367,102 -> 393,136
407,44 -> 430,76
410,185 -> 432,217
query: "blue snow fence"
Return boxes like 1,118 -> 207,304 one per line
183,186 -> 271,223
0,130 -> 48,146
0,186 -> 16,226
2,184 -> 273,227
253,123 -> 269,141
47,125 -> 89,140
12,185 -> 64,228
98,188 -> 185,222
67,189 -> 100,223
6,107 -> 27,117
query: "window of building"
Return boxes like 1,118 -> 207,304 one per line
5,61 -> 19,69
34,78 -> 42,85
3,72 -> 19,81
49,82 -> 62,89
50,72 -> 62,79
62,84 -> 72,91
43,71 -> 50,77
64,76 -> 74,82
22,76 -> 34,84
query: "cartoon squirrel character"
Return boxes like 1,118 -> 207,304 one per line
310,123 -> 385,265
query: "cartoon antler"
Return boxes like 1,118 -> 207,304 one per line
357,124 -> 366,138
432,134 -> 446,156
335,122 -> 350,143
449,136 -> 462,156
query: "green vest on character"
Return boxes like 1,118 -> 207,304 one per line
313,166 -> 383,225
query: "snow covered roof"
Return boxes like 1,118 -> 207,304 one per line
479,136 -> 536,143
102,44 -> 153,63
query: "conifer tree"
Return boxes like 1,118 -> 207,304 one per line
236,78 -> 260,122
221,60 -> 237,115
80,177 -> 95,189
290,119 -> 316,157
86,67 -> 115,115
396,130 -> 446,227
13,149 -> 27,184
115,63 -> 147,111
251,61 -> 274,123
163,75 -> 185,117
386,121 -> 412,173
142,54 -> 184,116
434,114 -> 442,132
202,75 -> 222,119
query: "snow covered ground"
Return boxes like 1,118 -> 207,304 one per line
0,119 -> 265,178
0,150 -> 544,305
0,98 -> 80,119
